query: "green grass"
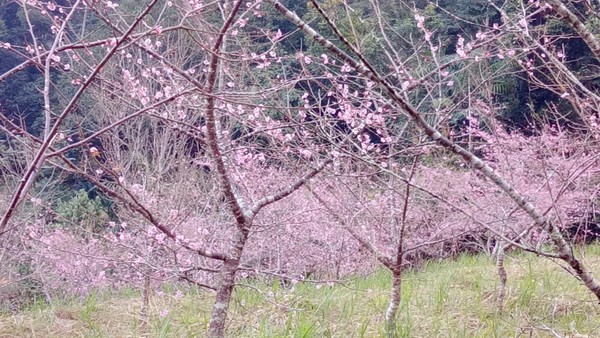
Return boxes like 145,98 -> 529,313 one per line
2,245 -> 600,337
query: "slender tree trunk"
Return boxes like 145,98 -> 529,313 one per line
207,228 -> 249,338
385,158 -> 415,335
495,241 -> 507,312
139,271 -> 152,336
385,269 -> 402,336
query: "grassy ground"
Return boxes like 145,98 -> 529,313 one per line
2,245 -> 600,337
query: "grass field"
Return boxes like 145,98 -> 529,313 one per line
2,245 -> 600,337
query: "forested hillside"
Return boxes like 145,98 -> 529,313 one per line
0,0 -> 599,336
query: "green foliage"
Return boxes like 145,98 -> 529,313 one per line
586,16 -> 600,35
0,17 -> 6,39
437,0 -> 502,33
0,2 -> 63,136
54,190 -> 110,234
303,0 -> 383,67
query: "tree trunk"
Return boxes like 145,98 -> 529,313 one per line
139,272 -> 151,336
207,228 -> 249,338
495,241 -> 507,312
385,269 -> 402,336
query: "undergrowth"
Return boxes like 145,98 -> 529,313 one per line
2,245 -> 600,337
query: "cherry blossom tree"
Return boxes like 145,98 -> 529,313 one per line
2,0 -> 600,336
267,0 -> 600,328
0,0 -> 340,335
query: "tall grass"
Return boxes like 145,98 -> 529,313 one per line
2,245 -> 600,337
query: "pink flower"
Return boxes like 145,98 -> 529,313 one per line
89,147 -> 100,156
518,18 -> 527,28
414,14 -> 425,29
